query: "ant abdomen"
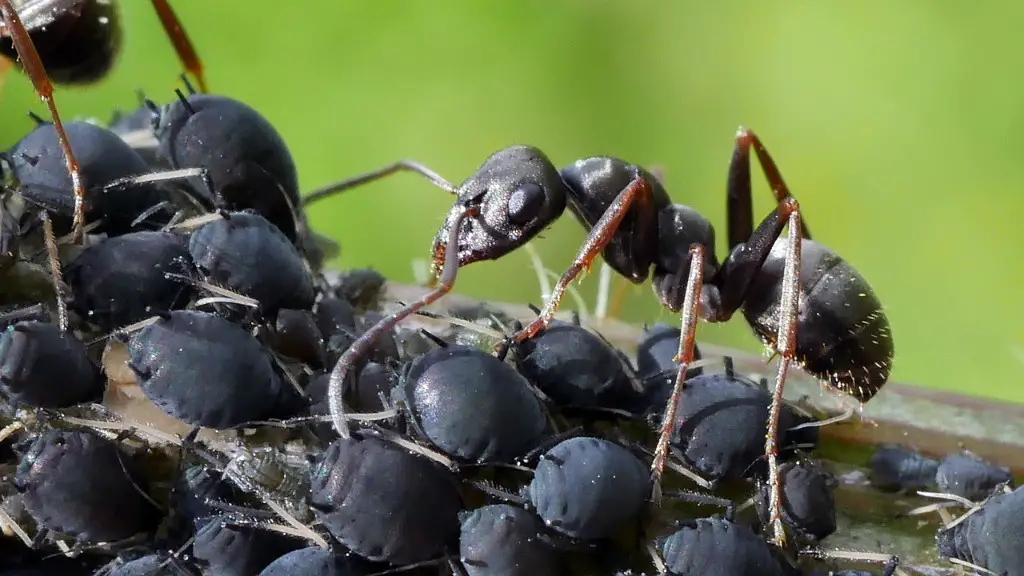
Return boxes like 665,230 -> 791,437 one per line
741,238 -> 893,402
0,0 -> 122,85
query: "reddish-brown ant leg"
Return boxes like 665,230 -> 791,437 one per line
0,57 -> 10,97
0,0 -> 87,243
764,204 -> 803,549
151,0 -> 207,93
729,127 -> 811,247
511,174 -> 653,343
326,204 -> 480,439
650,244 -> 704,504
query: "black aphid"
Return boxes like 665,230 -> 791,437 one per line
153,93 -> 301,241
65,231 -> 195,330
128,310 -> 300,429
397,344 -> 549,464
526,436 -> 649,541
0,320 -> 103,408
937,485 -> 1024,575
188,211 -> 315,314
458,504 -> 561,576
14,428 -> 158,543
309,433 -> 463,565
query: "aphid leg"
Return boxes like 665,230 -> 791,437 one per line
38,211 -> 69,331
0,303 -> 46,327
800,548 -> 900,576
0,1 -> 87,243
729,126 -> 811,246
511,174 -> 651,343
302,160 -> 457,207
327,205 -> 479,439
661,489 -> 735,520
150,0 -> 207,93
765,206 -> 803,548
650,244 -> 704,504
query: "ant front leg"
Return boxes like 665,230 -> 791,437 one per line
727,127 -> 811,249
650,244 -> 704,504
0,1 -> 87,243
511,173 -> 652,343
326,205 -> 479,439
150,0 -> 207,93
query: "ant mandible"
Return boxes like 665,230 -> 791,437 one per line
305,130 -> 895,548
0,0 -> 207,242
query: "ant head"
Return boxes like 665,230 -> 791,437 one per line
430,145 -> 567,275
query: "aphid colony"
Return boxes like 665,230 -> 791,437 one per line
0,2 -> 1018,575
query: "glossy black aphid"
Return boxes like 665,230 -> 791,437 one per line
310,130 -> 893,548
458,504 -> 561,576
329,267 -> 388,311
264,307 -> 325,369
526,436 -> 649,541
64,231 -> 195,330
635,323 -> 703,394
653,367 -> 819,483
100,553 -> 195,576
513,317 -> 643,416
867,444 -> 939,493
397,344 -> 549,464
187,210 -> 316,315
258,546 -> 363,576
6,120 -> 177,236
755,459 -> 837,544
659,517 -> 798,575
14,428 -> 158,543
192,517 -> 302,576
153,93 -> 301,241
0,320 -> 103,408
128,309 -> 300,429
937,485 -> 1024,575
309,433 -> 464,565
935,451 -> 1014,501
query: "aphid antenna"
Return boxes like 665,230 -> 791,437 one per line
365,423 -> 457,472
646,541 -> 668,575
0,505 -> 32,547
787,406 -> 855,432
411,309 -> 507,341
947,557 -> 997,575
798,548 -> 902,576
465,479 -> 526,506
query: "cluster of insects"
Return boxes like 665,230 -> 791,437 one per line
0,1 -> 1017,575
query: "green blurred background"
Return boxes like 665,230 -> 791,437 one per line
1,2 -> 1021,402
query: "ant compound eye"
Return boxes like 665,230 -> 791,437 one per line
506,183 -> 545,226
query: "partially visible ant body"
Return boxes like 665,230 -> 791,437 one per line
306,129 -> 895,548
0,0 -> 206,242
0,0 -> 205,90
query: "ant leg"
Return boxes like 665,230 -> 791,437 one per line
150,1 -> 207,93
764,206 -> 803,549
327,205 -> 480,439
302,160 -> 457,207
39,211 -> 68,332
0,57 -> 10,96
727,126 -> 811,249
511,174 -> 652,343
650,244 -> 704,504
0,1 -> 87,243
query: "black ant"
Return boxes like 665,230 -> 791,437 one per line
0,0 -> 205,241
304,130 -> 895,548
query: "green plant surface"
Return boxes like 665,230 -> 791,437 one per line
0,1 -> 1020,403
